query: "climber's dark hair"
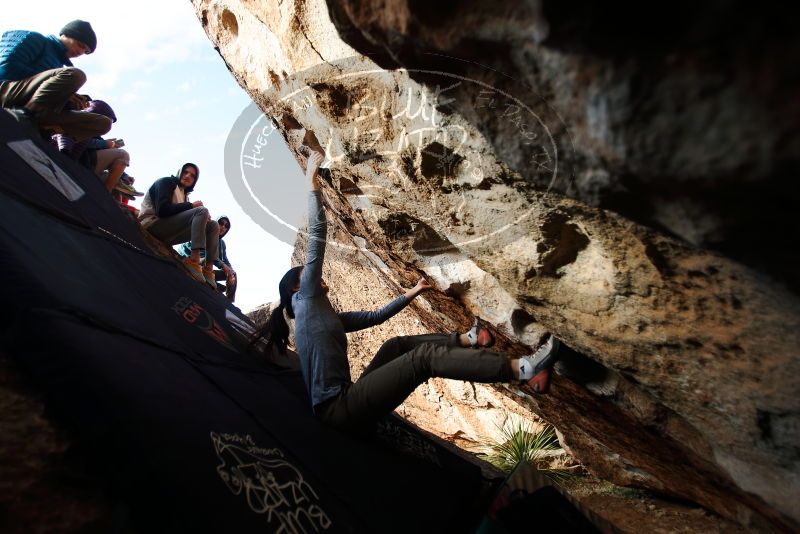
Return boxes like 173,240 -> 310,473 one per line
250,266 -> 303,354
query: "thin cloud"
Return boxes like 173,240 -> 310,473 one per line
178,80 -> 197,93
2,1 -> 212,95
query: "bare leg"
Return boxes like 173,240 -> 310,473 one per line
104,158 -> 127,192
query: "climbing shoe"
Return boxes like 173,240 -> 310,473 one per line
467,316 -> 495,348
518,335 -> 561,394
525,368 -> 553,394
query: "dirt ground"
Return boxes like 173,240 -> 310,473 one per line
561,476 -> 750,534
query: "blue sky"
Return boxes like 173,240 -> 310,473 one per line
3,1 -> 299,311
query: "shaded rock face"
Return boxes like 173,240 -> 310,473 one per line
327,0 -> 800,295
194,0 -> 800,530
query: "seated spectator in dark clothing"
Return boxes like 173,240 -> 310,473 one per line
178,215 -> 237,301
139,163 -> 219,288
54,99 -> 130,192
0,20 -> 110,140
215,215 -> 237,301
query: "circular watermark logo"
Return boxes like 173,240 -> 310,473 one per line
224,55 -> 573,257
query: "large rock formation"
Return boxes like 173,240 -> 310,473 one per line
194,0 -> 800,530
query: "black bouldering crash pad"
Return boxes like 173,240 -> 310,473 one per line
0,110 -> 498,533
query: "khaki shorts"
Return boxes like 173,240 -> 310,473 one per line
93,148 -> 129,176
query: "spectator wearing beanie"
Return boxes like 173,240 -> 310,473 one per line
0,20 -> 110,141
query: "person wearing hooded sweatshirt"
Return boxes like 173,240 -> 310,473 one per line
0,20 -> 110,141
177,215 -> 237,300
53,99 -> 130,192
214,215 -> 237,301
138,163 -> 219,287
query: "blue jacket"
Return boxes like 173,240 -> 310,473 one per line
0,30 -> 72,81
217,239 -> 231,269
293,191 -> 410,410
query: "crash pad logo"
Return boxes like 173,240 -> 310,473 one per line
211,432 -> 331,532
224,55 -> 572,263
172,297 -> 235,351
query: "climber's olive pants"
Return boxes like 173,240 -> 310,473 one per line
317,333 -> 514,430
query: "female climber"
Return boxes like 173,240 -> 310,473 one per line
254,150 -> 561,430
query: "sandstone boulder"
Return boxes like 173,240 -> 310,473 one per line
194,0 -> 800,529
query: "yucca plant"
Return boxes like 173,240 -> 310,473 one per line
480,418 -> 572,482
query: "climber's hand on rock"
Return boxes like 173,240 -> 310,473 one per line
306,151 -> 325,190
405,277 -> 434,299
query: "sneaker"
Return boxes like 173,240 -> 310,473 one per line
114,181 -> 143,197
202,267 -> 217,289
182,258 -> 206,283
466,316 -> 495,348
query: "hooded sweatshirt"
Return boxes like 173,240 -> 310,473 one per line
138,163 -> 199,228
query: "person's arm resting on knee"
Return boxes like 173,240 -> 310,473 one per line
151,178 -> 192,218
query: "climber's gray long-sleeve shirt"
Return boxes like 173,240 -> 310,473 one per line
293,191 -> 410,410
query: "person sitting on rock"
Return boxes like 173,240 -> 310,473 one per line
138,163 -> 218,288
214,215 -> 237,301
53,99 -> 131,193
252,151 -> 561,431
178,215 -> 237,301
0,20 -> 111,141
